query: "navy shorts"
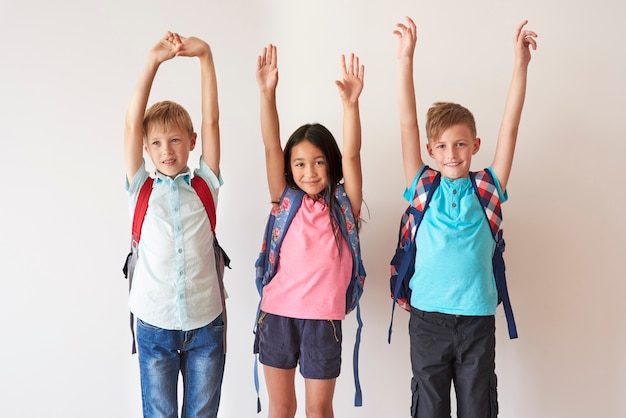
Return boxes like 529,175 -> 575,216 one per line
254,311 -> 342,379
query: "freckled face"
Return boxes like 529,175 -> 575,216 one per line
289,140 -> 328,198
144,126 -> 196,178
427,124 -> 480,180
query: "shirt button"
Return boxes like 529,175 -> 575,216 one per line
178,248 -> 183,254
174,207 -> 179,212
452,203 -> 457,208
452,189 -> 457,194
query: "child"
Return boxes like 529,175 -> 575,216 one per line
124,32 -> 225,418
393,16 -> 537,417
254,44 -> 365,418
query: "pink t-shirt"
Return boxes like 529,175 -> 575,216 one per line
261,195 -> 353,320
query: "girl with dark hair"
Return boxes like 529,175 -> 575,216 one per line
254,44 -> 365,418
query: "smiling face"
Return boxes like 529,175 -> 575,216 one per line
426,123 -> 480,180
289,139 -> 329,198
144,125 -> 197,178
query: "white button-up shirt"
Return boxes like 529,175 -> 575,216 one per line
126,157 -> 223,331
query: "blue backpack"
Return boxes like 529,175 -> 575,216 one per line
254,184 -> 366,411
388,166 -> 517,343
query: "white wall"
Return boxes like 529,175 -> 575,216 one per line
2,0 -> 625,417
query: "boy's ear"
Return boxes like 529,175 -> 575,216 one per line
472,137 -> 481,155
426,142 -> 435,158
189,132 -> 198,150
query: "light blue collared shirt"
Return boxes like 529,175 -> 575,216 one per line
126,157 -> 223,330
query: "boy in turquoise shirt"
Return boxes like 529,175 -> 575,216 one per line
394,16 -> 538,417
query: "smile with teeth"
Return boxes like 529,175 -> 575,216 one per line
163,159 -> 176,165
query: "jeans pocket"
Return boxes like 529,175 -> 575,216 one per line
209,313 -> 225,330
489,374 -> 499,417
410,377 -> 419,417
137,318 -> 161,331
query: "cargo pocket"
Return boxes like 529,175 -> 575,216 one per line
410,377 -> 419,417
489,374 -> 499,417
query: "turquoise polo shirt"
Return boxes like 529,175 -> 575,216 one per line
403,165 -> 507,316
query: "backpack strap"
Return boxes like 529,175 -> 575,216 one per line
470,170 -> 502,238
470,170 -> 518,339
255,187 -> 305,294
124,177 -> 154,354
332,184 -> 366,407
131,177 -> 155,248
333,184 -> 366,315
190,175 -> 231,351
190,176 -> 217,235
388,167 -> 440,343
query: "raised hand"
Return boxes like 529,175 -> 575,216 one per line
394,16 -> 417,60
256,44 -> 279,92
150,31 -> 184,64
176,36 -> 211,59
335,53 -> 364,104
514,20 -> 538,66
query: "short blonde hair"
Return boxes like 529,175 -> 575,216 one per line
425,102 -> 476,142
143,100 -> 194,138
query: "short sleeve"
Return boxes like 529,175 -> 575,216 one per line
403,164 -> 427,203
487,166 -> 508,204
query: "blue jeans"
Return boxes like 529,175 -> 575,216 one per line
137,315 -> 226,418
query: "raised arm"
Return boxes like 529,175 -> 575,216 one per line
256,44 -> 286,202
335,53 -> 365,216
176,37 -> 220,175
124,32 -> 183,183
394,16 -> 423,188
491,20 -> 538,191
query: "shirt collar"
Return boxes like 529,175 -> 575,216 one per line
154,167 -> 192,185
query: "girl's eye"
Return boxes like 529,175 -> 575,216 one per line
315,160 -> 326,166
172,138 -> 180,143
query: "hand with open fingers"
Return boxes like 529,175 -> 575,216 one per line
394,16 -> 417,60
256,44 -> 279,92
335,53 -> 364,104
514,20 -> 538,65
